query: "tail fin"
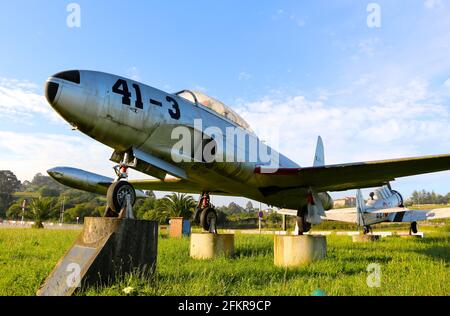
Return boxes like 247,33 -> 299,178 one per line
356,189 -> 366,226
313,136 -> 325,167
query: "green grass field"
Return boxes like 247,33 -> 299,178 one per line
0,226 -> 448,296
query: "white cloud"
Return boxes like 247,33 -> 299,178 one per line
272,10 -> 305,27
444,78 -> 450,88
358,38 -> 381,57
194,85 -> 207,92
238,72 -> 251,81
126,66 -> 140,81
271,9 -> 284,20
424,0 -> 442,9
0,77 -> 55,122
236,78 -> 450,168
289,14 -> 305,27
0,130 -> 116,182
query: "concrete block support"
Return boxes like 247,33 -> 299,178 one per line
190,233 -> 234,260
274,235 -> 326,267
37,217 -> 158,296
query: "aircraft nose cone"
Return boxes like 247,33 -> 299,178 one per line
44,81 -> 59,105
47,167 -> 63,179
45,70 -> 80,106
52,70 -> 80,84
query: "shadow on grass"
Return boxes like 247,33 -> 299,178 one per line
234,245 -> 273,258
416,236 -> 449,244
415,246 -> 450,263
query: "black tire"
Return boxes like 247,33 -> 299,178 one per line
296,216 -> 311,235
107,181 -> 136,213
411,222 -> 418,234
363,226 -> 371,235
200,207 -> 217,231
193,207 -> 202,224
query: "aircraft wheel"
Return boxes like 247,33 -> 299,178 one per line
363,226 -> 371,235
200,207 -> 217,232
107,181 -> 136,213
193,207 -> 202,224
411,222 -> 418,234
296,216 -> 311,235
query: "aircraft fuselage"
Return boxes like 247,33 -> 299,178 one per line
45,70 -> 313,209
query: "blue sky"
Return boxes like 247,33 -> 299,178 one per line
0,1 -> 449,207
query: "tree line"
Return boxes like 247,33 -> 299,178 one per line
0,171 -> 263,225
405,190 -> 450,206
1,170 -> 449,225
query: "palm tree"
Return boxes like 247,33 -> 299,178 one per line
29,197 -> 55,228
142,207 -> 169,224
159,193 -> 196,220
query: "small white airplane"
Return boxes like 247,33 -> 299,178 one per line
44,70 -> 450,234
278,185 -> 450,234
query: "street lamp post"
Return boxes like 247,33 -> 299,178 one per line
258,202 -> 262,234
21,199 -> 27,223
60,196 -> 65,224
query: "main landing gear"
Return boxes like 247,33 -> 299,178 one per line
194,192 -> 218,234
363,225 -> 373,235
296,206 -> 311,235
104,163 -> 136,218
410,221 -> 418,235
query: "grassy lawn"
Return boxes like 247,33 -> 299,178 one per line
0,226 -> 448,296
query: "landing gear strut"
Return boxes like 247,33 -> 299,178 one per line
363,225 -> 372,235
410,222 -> 418,235
104,163 -> 136,218
194,192 -> 217,233
296,206 -> 311,235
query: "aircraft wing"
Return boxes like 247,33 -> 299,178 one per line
322,207 -> 450,223
321,209 -> 358,223
416,207 -> 450,220
129,178 -> 232,196
255,154 -> 450,192
370,207 -> 450,217
277,208 -> 358,223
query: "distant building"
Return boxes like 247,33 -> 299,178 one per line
333,197 -> 356,208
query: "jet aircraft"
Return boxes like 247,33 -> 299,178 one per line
277,185 -> 450,234
45,70 -> 450,233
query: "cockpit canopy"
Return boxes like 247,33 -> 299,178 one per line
176,90 -> 254,134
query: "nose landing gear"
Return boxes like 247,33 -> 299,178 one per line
194,192 -> 217,234
104,163 -> 136,218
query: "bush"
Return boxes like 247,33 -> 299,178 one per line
32,221 -> 44,229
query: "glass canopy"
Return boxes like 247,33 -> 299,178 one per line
176,90 -> 254,133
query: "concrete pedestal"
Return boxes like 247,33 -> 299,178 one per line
399,234 -> 423,239
274,235 -> 326,268
352,235 -> 381,242
190,233 -> 234,260
37,217 -> 158,296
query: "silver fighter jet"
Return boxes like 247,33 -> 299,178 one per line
278,185 -> 450,234
45,70 -> 450,233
